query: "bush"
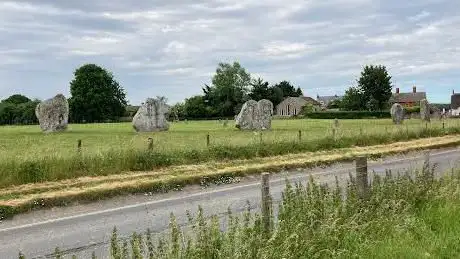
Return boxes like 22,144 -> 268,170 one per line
303,111 -> 391,119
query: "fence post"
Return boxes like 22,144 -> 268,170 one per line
423,150 -> 430,175
298,130 -> 302,142
148,137 -> 153,150
261,172 -> 271,236
332,127 -> 337,141
355,156 -> 369,200
77,139 -> 82,153
334,118 -> 339,129
206,134 -> 210,147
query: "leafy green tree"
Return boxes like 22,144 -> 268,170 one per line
2,94 -> 31,105
273,81 -> 303,98
168,102 -> 185,120
339,86 -> 366,111
203,61 -> 251,116
357,65 -> 393,111
249,77 -> 271,101
69,64 -> 127,123
183,95 -> 212,119
268,86 -> 284,107
327,99 -> 342,109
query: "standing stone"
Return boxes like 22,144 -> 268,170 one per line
390,103 -> 404,124
258,99 -> 274,130
235,99 -> 273,130
420,99 -> 431,122
35,94 -> 69,133
132,97 -> 169,132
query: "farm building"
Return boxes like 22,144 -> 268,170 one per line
389,86 -> 427,107
276,96 -> 321,116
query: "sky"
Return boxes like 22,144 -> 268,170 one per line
0,0 -> 459,105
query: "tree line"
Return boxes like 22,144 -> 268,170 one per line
1,62 -> 305,124
0,62 -> 406,125
170,62 -> 303,120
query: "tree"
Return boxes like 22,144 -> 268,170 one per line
268,85 -> 284,107
339,86 -> 366,111
249,77 -> 271,101
273,81 -> 303,98
203,61 -> 251,116
327,99 -> 341,109
2,94 -> 31,105
183,95 -> 211,119
69,64 -> 127,123
357,65 -> 393,111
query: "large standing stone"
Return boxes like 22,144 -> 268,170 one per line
390,103 -> 405,124
132,97 -> 170,132
35,94 -> 69,133
420,99 -> 431,122
235,99 -> 273,130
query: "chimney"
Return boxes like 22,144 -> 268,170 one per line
396,88 -> 400,94
413,86 -> 416,93
453,90 -> 455,95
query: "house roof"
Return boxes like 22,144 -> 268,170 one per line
316,95 -> 343,105
389,92 -> 427,103
300,96 -> 321,106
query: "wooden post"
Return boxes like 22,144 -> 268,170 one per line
148,137 -> 153,150
261,172 -> 271,235
298,130 -> 302,142
334,118 -> 339,128
206,134 -> 210,147
355,156 -> 369,200
332,127 -> 337,141
77,139 -> 82,153
423,150 -> 430,175
259,131 -> 263,145
443,121 -> 445,130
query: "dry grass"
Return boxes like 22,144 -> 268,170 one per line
1,134 -> 459,218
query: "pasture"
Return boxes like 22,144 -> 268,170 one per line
0,118 -> 458,188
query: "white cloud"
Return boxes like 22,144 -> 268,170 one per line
408,11 -> 431,22
0,0 -> 459,104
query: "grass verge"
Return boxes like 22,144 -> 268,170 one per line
21,153 -> 460,258
1,134 -> 460,220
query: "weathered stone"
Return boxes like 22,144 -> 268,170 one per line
420,99 -> 431,122
390,103 -> 404,124
35,94 -> 69,133
132,97 -> 169,132
235,99 -> 273,130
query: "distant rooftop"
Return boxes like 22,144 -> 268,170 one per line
389,86 -> 426,103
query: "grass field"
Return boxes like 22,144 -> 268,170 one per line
25,165 -> 460,259
0,118 -> 459,188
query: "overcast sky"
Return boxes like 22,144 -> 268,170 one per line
0,0 -> 459,105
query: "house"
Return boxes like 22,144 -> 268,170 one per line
316,94 -> 343,109
276,96 -> 321,116
389,86 -> 427,107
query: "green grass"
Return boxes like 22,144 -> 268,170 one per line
23,166 -> 460,259
0,118 -> 458,188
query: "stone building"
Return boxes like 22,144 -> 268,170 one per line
316,95 -> 343,109
276,96 -> 321,116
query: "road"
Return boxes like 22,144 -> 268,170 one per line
1,147 -> 460,258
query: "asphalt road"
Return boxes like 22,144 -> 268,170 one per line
1,147 -> 460,259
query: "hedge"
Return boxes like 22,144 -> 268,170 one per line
303,111 -> 391,119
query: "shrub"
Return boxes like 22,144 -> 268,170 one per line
303,111 -> 391,119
